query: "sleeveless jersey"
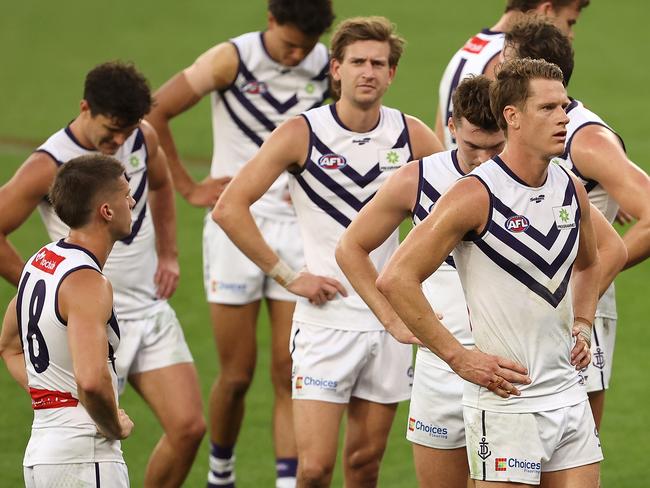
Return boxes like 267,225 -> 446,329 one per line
438,29 -> 504,149
210,31 -> 330,220
288,104 -> 413,331
553,98 -> 625,320
37,126 -> 164,321
412,149 -> 473,361
18,240 -> 123,465
454,156 -> 586,413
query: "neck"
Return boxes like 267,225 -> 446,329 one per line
66,228 -> 115,269
499,142 -> 551,187
68,117 -> 94,150
491,11 -> 525,33
334,99 -> 382,133
262,31 -> 283,65
456,152 -> 472,175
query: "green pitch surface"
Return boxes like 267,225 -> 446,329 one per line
1,1 -> 648,486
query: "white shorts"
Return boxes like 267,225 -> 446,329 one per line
582,317 -> 616,393
407,348 -> 465,449
464,401 -> 603,485
115,303 -> 193,394
290,321 -> 413,404
203,213 -> 304,304
24,462 -> 129,487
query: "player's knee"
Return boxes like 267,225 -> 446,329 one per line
219,371 -> 254,398
167,412 -> 206,449
270,358 -> 292,392
298,458 -> 334,486
345,446 -> 382,482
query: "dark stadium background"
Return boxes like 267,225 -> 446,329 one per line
1,1 -> 648,485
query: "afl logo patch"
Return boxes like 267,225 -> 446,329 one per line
505,215 -> 530,233
241,80 -> 268,95
318,153 -> 347,170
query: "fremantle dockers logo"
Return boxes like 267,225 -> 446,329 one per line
478,437 -> 491,460
593,347 -> 606,369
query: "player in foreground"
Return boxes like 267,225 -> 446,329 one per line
378,58 -> 602,486
147,2 -> 334,485
213,16 -> 443,487
337,75 -> 506,488
0,62 -> 204,488
0,155 -> 134,487
436,0 -> 590,149
502,16 -> 650,432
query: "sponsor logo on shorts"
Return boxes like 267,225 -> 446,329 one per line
494,457 -> 542,474
593,347 -> 605,369
407,366 -> 414,387
318,153 -> 347,170
505,215 -> 530,233
478,437 -> 491,460
594,427 -> 601,448
296,375 -> 337,391
241,80 -> 268,95
214,281 -> 247,294
409,417 -> 448,439
462,35 -> 489,54
31,248 -> 66,274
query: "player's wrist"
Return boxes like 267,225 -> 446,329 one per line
268,259 -> 298,288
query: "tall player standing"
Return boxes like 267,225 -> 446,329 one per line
0,62 -> 204,488
435,0 -> 589,149
379,58 -> 602,486
0,155 -> 134,487
502,17 -> 650,431
213,17 -> 444,487
147,2 -> 334,486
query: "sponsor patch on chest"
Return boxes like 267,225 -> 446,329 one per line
462,36 -> 489,54
553,205 -> 576,229
31,248 -> 66,274
378,148 -> 409,171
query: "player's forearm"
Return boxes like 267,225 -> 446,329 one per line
622,219 -> 650,269
377,272 -> 464,362
596,236 -> 627,298
212,201 -> 280,273
571,257 -> 601,322
336,241 -> 401,328
77,374 -> 122,440
1,352 -> 28,392
0,236 -> 25,286
148,183 -> 178,259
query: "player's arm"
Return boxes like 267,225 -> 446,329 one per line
0,296 -> 28,392
0,153 -> 57,286
337,161 -> 421,344
434,104 -> 445,145
377,176 -> 530,398
590,202 -> 627,297
569,176 -> 601,370
141,121 -> 179,299
60,270 -> 133,440
213,117 -> 346,305
146,43 -> 237,208
404,115 -> 444,158
571,125 -> 650,268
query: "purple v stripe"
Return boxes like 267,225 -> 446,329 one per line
230,86 -> 277,133
237,61 -> 300,114
131,129 -> 145,152
421,179 -> 442,203
131,171 -> 148,204
313,63 -> 329,81
305,163 -> 365,212
120,206 -> 147,245
222,97 -> 264,147
475,239 -> 574,308
294,175 -> 351,228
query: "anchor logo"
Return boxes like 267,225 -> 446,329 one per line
593,348 -> 605,370
478,437 -> 491,460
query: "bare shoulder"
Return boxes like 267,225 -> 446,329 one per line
3,151 -> 59,197
58,268 -> 113,322
403,114 -> 443,159
139,120 -> 160,151
205,41 -> 239,90
571,124 -> 625,160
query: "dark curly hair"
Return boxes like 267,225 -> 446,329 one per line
505,0 -> 590,13
84,61 -> 153,127
268,0 -> 335,37
452,76 -> 499,132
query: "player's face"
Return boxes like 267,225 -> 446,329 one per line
107,175 -> 135,239
331,40 -> 396,108
266,16 -> 320,67
515,78 -> 570,159
545,2 -> 582,41
450,118 -> 505,172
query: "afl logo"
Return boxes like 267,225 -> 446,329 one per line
505,215 -> 530,233
318,153 -> 347,170
241,80 -> 268,95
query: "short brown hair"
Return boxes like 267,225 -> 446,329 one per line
49,155 -> 125,229
490,58 -> 564,132
452,76 -> 499,132
506,17 -> 574,86
329,16 -> 405,99
505,0 -> 590,13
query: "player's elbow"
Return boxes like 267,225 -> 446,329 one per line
75,369 -> 108,397
211,197 -> 232,227
335,237 -> 351,272
375,268 -> 399,302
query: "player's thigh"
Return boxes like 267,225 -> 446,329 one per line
293,399 -> 345,465
344,397 -> 397,459
267,298 -> 296,371
413,444 -> 470,488
210,301 -> 261,373
475,481 -> 533,488
540,463 -> 599,488
129,362 -> 204,435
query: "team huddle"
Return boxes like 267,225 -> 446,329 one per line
1,0 -> 649,487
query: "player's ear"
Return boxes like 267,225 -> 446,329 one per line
99,202 -> 113,222
267,11 -> 277,30
330,57 -> 341,82
503,105 -> 519,130
80,100 -> 91,115
536,1 -> 555,17
448,117 -> 457,138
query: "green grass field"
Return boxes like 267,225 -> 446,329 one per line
1,1 -> 649,486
